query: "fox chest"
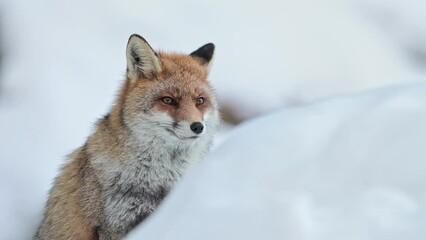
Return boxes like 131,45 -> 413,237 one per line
101,153 -> 190,231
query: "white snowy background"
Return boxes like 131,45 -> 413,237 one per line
0,0 -> 425,239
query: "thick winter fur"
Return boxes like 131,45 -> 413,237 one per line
34,34 -> 220,240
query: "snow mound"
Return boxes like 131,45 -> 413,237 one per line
127,83 -> 426,240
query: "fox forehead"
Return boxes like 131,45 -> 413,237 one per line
157,53 -> 208,80
134,53 -> 212,98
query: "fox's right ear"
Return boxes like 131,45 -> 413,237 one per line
126,34 -> 162,80
190,43 -> 215,73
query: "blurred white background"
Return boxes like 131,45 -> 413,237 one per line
0,0 -> 425,239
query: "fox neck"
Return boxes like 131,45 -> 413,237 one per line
109,79 -> 132,134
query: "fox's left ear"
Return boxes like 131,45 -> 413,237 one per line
126,34 -> 162,81
190,43 -> 215,73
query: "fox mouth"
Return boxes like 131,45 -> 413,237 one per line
166,129 -> 199,140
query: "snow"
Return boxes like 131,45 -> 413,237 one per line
127,83 -> 426,240
0,0 -> 426,239
350,0 -> 426,66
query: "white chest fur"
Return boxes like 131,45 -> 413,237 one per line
91,134 -> 210,233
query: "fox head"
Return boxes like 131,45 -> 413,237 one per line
118,34 -> 219,147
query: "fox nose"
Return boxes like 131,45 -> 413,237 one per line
190,122 -> 204,134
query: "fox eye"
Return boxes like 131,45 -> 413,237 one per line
196,97 -> 205,106
161,97 -> 176,105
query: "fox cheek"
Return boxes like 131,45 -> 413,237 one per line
152,102 -> 176,116
196,102 -> 209,113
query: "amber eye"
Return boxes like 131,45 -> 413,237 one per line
196,97 -> 205,106
161,97 -> 176,105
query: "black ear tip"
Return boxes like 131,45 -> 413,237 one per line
128,34 -> 148,44
190,43 -> 215,63
199,43 -> 215,55
204,43 -> 215,51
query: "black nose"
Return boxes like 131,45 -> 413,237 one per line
190,122 -> 204,134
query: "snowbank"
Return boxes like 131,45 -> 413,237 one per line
127,83 -> 426,240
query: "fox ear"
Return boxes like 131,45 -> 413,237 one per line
126,34 -> 161,80
190,43 -> 215,72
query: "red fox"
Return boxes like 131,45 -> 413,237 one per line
34,34 -> 220,240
